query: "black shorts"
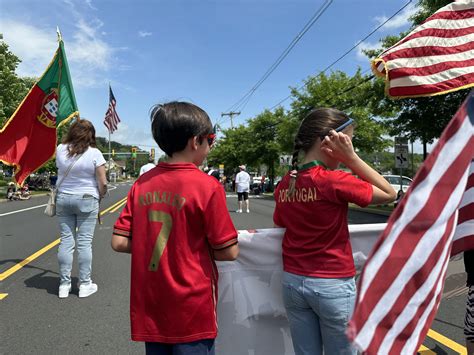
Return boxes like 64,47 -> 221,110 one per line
237,192 -> 249,201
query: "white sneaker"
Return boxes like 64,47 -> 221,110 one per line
236,209 -> 242,213
246,209 -> 250,213
79,282 -> 98,298
58,284 -> 71,298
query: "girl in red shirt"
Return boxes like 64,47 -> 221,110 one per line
273,108 -> 396,355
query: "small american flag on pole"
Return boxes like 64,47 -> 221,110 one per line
348,91 -> 474,354
104,85 -> 121,133
372,0 -> 474,99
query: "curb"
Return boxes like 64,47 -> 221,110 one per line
349,205 -> 393,216
0,192 -> 48,204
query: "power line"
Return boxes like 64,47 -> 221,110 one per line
220,0 -> 334,125
269,0 -> 413,111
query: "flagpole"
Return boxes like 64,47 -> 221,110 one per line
108,129 -> 111,181
107,82 -> 112,182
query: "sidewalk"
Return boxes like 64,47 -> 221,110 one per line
0,191 -> 48,204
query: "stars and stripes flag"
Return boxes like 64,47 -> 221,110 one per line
372,0 -> 474,99
104,85 -> 121,133
347,90 -> 474,354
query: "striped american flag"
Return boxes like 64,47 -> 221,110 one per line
372,1 -> 474,99
104,85 -> 121,133
348,91 -> 474,354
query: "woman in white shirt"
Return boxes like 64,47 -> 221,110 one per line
56,119 -> 107,298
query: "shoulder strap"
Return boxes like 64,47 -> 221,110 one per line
56,153 -> 84,190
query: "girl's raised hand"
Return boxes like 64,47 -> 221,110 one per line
320,130 -> 357,163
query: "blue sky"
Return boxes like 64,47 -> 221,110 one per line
0,0 -> 420,155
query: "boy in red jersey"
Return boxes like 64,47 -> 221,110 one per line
111,102 -> 239,355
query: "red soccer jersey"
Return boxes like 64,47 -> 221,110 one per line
273,162 -> 373,278
113,162 -> 238,343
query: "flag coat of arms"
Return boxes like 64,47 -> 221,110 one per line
0,39 -> 78,185
372,0 -> 474,99
348,91 -> 474,354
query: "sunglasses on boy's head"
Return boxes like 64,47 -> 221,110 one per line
206,133 -> 216,147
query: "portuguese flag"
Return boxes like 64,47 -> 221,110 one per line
0,38 -> 78,185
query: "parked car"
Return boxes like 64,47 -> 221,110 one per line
383,175 -> 413,194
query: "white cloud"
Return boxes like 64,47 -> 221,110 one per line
0,17 -> 117,88
68,18 -> 112,71
84,0 -> 96,10
374,3 -> 418,30
356,41 -> 381,60
0,21 -> 57,77
138,31 -> 153,38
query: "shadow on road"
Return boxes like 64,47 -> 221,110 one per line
18,266 -> 80,296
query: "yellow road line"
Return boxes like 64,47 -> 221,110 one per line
109,199 -> 127,213
418,344 -> 436,354
0,293 -> 8,300
0,198 -> 126,282
427,329 -> 467,354
100,197 -> 127,215
0,239 -> 60,281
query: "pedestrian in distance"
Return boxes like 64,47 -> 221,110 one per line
273,108 -> 396,355
139,156 -> 156,176
207,166 -> 220,181
235,164 -> 251,213
111,101 -> 239,355
6,182 -> 15,201
56,118 -> 108,298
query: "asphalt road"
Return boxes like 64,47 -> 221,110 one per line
0,183 -> 467,354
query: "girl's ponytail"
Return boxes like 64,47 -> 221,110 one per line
288,140 -> 301,197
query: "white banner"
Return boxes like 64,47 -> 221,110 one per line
216,224 -> 386,355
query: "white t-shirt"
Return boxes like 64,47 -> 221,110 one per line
139,163 -> 156,176
235,171 -> 251,193
56,144 -> 106,198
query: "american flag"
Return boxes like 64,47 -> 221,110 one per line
104,85 -> 121,133
348,91 -> 474,354
372,1 -> 474,99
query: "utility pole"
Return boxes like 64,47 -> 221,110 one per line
221,111 -> 241,129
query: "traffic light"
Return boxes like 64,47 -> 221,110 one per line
150,148 -> 155,160
132,147 -> 137,159
112,149 -> 115,157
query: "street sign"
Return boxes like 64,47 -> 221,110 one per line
394,137 -> 409,169
279,155 -> 291,166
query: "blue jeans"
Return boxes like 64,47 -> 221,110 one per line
145,339 -> 215,355
57,192 -> 99,286
282,271 -> 357,355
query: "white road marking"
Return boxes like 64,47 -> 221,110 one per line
0,204 -> 47,217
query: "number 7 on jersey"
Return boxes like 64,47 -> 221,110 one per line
148,210 -> 173,271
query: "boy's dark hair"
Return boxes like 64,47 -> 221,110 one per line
150,101 -> 213,157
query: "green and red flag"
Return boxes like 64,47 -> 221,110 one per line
0,37 -> 79,185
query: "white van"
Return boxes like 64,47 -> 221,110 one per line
382,175 -> 413,193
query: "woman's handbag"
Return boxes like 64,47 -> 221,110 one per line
44,189 -> 57,217
44,153 -> 83,217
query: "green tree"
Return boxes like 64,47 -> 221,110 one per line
287,70 -> 392,154
246,108 -> 285,185
207,124 -> 253,176
0,39 -> 31,127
